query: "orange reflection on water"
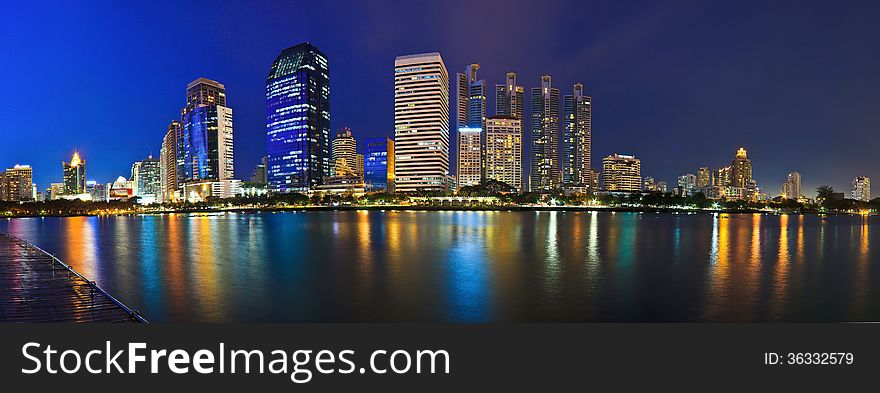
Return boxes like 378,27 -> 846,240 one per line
190,216 -> 221,321
851,217 -> 870,318
770,214 -> 791,318
164,215 -> 186,318
63,216 -> 98,281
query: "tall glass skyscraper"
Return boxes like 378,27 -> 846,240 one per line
456,63 -> 485,188
364,137 -> 395,192
62,152 -> 86,194
180,78 -> 234,182
266,42 -> 330,193
530,75 -> 560,192
496,72 -> 524,120
562,83 -> 592,186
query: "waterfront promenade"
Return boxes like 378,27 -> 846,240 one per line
0,233 -> 146,323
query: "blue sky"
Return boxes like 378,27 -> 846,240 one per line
2,0 -> 879,197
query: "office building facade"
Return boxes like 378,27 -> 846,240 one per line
530,75 -> 560,192
266,42 -> 330,193
484,116 -> 523,191
180,77 -> 234,183
562,83 -> 592,186
601,154 -> 641,192
364,137 -> 395,192
394,52 -> 449,193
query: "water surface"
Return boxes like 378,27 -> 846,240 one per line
1,211 -> 876,322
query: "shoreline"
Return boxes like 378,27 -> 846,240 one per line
2,204 -> 871,219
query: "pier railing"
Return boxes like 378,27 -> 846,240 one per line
0,232 -> 148,323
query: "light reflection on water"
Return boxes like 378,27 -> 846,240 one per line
0,211 -> 877,322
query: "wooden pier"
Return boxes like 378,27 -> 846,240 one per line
0,232 -> 146,323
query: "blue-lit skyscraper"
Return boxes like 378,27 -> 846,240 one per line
180,78 -> 234,182
266,42 -> 330,193
363,137 -> 395,192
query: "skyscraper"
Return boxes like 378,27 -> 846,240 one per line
266,42 -> 330,193
496,72 -> 524,120
180,77 -> 234,182
601,154 -> 641,192
562,83 -> 592,186
456,64 -> 486,188
134,155 -> 161,202
0,165 -> 33,202
730,147 -> 753,189
250,156 -> 268,184
160,120 -> 180,202
530,75 -> 560,192
331,127 -> 359,178
394,52 -> 449,193
678,173 -> 698,196
484,116 -> 523,191
697,167 -> 711,189
364,137 -> 395,192
781,172 -> 801,199
62,152 -> 86,194
852,176 -> 871,202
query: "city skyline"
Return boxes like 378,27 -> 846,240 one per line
3,1 -> 880,196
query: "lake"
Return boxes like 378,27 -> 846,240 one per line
1,211 -> 876,322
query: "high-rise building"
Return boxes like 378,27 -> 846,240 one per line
495,72 -> 524,120
730,148 -> 752,188
697,167 -> 711,189
456,64 -> 486,188
678,173 -> 698,196
250,156 -> 268,184
0,165 -> 33,202
134,155 -> 161,202
180,77 -> 234,183
331,127 -> 359,178
657,181 -> 668,194
266,43 -> 330,193
48,183 -> 64,201
364,137 -> 395,192
484,116 -> 523,191
643,176 -> 657,192
781,172 -> 801,200
852,176 -> 871,202
160,120 -> 180,202
562,83 -> 592,186
601,154 -> 641,192
394,52 -> 449,193
62,152 -> 86,194
530,75 -> 560,192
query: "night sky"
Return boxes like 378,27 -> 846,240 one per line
2,0 -> 879,197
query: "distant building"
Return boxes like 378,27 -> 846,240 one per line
181,77 -> 234,183
657,181 -> 668,194
530,75 -> 560,192
601,154 -> 641,192
0,165 -> 34,202
678,173 -> 697,196
364,137 -> 395,192
697,167 -> 711,189
48,183 -> 64,201
852,176 -> 871,202
109,176 -> 133,201
160,120 -> 180,202
88,181 -> 108,202
562,83 -> 592,186
457,127 -> 482,187
249,156 -> 268,184
781,172 -> 801,199
266,42 -> 330,193
643,176 -> 656,192
496,72 -> 524,120
184,179 -> 243,202
331,127 -> 359,178
730,148 -> 752,189
394,52 -> 450,193
132,156 -> 161,203
484,116 -> 524,192
62,152 -> 86,195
